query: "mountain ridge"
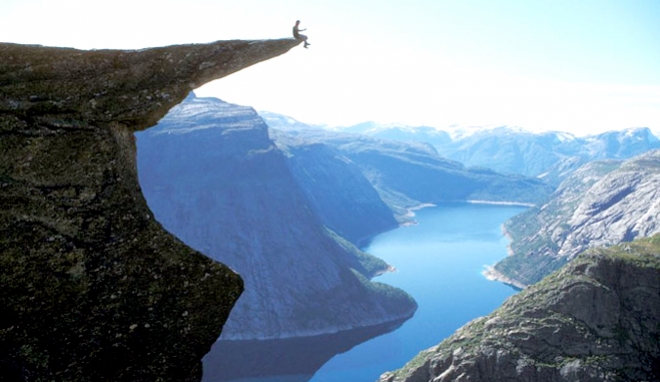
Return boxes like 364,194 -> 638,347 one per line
272,129 -> 553,218
260,112 -> 659,183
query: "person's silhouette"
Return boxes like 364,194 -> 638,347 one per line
293,20 -> 310,48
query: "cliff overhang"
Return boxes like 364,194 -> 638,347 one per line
0,38 -> 300,381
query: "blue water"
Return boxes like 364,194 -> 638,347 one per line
308,202 -> 525,382
202,202 -> 526,382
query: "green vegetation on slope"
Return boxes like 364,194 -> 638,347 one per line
381,235 -> 660,382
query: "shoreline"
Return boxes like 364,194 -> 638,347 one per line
482,223 -> 526,289
398,200 -> 531,226
402,202 -> 436,218
465,199 -> 536,207
374,265 -> 397,277
482,265 -> 527,290
372,200 -> 530,290
399,203 -> 436,227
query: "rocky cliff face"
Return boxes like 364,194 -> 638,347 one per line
272,130 -> 399,244
380,235 -> 660,382
495,150 -> 660,286
0,39 -> 299,381
136,95 -> 416,340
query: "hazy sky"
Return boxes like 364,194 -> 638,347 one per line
1,0 -> 659,135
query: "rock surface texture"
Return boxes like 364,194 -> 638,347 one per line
496,150 -> 660,286
380,235 -> 660,382
0,39 -> 299,381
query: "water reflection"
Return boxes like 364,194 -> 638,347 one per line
202,319 -> 407,382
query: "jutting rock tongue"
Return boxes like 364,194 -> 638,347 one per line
0,38 -> 300,382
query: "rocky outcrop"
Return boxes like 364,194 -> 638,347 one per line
379,235 -> 660,382
136,95 -> 416,340
0,39 -> 299,381
495,150 -> 660,286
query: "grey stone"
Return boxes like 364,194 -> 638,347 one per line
0,38 -> 300,381
496,150 -> 660,286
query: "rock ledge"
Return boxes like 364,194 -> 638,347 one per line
0,39 -> 299,381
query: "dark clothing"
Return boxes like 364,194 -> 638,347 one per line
293,21 -> 310,48
293,26 -> 306,40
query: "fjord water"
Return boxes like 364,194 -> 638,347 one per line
203,203 -> 525,382
308,203 -> 525,381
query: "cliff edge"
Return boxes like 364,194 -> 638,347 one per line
0,39 -> 300,381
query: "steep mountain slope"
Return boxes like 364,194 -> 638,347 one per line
380,235 -> 660,382
274,136 -> 399,244
273,130 -> 553,217
493,150 -> 660,286
0,39 -> 298,381
136,95 -> 416,340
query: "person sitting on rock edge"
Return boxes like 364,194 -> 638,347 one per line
293,20 -> 310,48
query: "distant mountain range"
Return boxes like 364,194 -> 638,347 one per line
260,112 -> 660,186
258,110 -> 327,131
337,121 -> 453,148
437,126 -> 660,182
272,129 -> 552,219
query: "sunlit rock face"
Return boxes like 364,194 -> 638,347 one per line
136,95 -> 417,340
0,39 -> 299,381
496,150 -> 660,286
